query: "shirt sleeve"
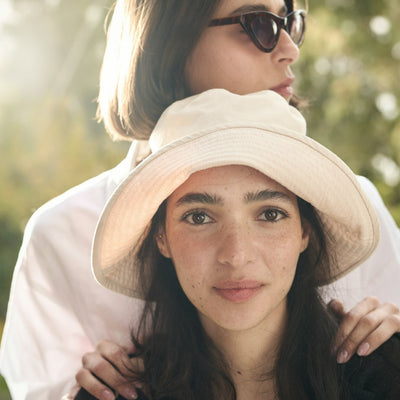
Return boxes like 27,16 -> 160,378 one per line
356,177 -> 400,305
322,176 -> 400,309
0,169 -> 142,400
0,206 -> 93,399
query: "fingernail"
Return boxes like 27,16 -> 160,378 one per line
123,389 -> 138,400
101,389 -> 115,400
337,350 -> 348,364
357,342 -> 370,356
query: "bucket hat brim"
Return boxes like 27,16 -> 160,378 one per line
92,90 -> 379,298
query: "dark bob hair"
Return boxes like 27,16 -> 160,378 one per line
97,0 -> 298,141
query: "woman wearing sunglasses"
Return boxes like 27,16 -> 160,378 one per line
75,89 -> 400,400
1,1 -> 399,399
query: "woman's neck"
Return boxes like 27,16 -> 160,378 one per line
201,303 -> 287,400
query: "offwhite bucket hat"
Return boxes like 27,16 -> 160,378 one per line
92,89 -> 380,298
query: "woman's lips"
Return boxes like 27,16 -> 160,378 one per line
271,78 -> 295,99
214,280 -> 264,303
272,85 -> 294,99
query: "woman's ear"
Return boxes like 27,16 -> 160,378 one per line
300,220 -> 311,253
155,230 -> 172,258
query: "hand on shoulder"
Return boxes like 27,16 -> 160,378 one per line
330,297 -> 400,363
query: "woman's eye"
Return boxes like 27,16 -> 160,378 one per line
184,211 -> 211,225
260,208 -> 287,222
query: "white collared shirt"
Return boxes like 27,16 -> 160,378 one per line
1,142 -> 400,399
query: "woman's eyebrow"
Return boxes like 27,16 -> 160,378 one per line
176,192 -> 223,206
229,3 -> 288,16
244,189 -> 292,203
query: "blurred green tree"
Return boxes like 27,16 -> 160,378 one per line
296,0 -> 400,220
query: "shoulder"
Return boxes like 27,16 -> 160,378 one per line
356,176 -> 380,197
355,175 -> 400,238
344,333 -> 400,399
356,175 -> 384,204
353,175 -> 400,297
23,160 -> 126,244
12,160 -> 129,286
356,175 -> 397,223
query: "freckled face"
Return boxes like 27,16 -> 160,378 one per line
156,165 -> 309,335
185,0 -> 300,100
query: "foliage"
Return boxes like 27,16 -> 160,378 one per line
296,0 -> 400,221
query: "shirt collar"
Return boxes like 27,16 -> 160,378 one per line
112,140 -> 151,186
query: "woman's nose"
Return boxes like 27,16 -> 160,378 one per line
271,29 -> 300,65
216,223 -> 256,269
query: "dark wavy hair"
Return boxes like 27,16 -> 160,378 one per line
128,197 -> 349,400
97,0 -> 301,141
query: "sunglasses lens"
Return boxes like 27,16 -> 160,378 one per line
242,11 -> 305,52
249,14 -> 278,51
288,12 -> 305,45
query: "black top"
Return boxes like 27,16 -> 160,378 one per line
343,333 -> 400,399
75,334 -> 400,400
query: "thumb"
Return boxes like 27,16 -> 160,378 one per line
328,299 -> 346,320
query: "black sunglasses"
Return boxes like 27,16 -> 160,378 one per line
209,10 -> 306,53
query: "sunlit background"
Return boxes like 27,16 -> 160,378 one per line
0,0 -> 399,397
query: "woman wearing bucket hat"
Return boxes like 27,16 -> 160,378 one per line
1,0 -> 399,399
76,89 -> 400,400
